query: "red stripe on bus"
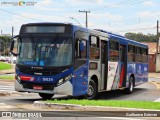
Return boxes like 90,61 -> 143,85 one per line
119,65 -> 124,87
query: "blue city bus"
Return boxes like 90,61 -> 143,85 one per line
10,23 -> 148,99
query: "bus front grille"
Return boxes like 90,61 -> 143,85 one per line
19,70 -> 57,76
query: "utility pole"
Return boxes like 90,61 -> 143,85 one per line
156,20 -> 159,57
139,18 -> 141,24
11,26 -> 14,64
156,20 -> 160,72
12,26 -> 14,37
79,10 -> 90,28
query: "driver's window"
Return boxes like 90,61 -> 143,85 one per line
74,31 -> 88,69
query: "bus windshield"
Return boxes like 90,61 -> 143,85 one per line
17,35 -> 72,67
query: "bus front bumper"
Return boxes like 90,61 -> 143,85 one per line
15,80 -> 73,95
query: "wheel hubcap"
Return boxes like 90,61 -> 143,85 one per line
130,78 -> 133,91
88,85 -> 94,96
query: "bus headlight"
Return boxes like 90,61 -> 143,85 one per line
64,74 -> 72,81
58,78 -> 64,85
57,74 -> 72,86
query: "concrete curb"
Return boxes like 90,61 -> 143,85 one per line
0,91 -> 12,96
34,101 -> 160,111
0,71 -> 15,75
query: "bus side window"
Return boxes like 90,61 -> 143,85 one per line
109,40 -> 119,61
90,36 -> 100,59
142,48 -> 148,63
128,45 -> 135,62
135,47 -> 142,62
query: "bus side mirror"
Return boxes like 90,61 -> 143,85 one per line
10,35 -> 20,56
79,42 -> 84,52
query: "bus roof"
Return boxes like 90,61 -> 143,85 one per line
20,23 -> 147,48
22,22 -> 73,26
21,22 -> 109,38
95,29 -> 148,48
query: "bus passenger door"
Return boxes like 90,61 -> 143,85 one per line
73,31 -> 88,96
100,40 -> 108,90
119,44 -> 127,88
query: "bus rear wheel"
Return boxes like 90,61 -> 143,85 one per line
86,80 -> 97,100
39,93 -> 54,100
124,76 -> 134,94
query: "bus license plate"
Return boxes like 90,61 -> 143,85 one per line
33,86 -> 42,90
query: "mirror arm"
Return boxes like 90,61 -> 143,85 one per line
12,35 -> 19,39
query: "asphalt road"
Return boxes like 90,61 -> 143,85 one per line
99,82 -> 160,101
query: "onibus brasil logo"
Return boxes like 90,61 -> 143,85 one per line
1,0 -> 37,6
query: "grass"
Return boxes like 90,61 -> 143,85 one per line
47,99 -> 160,110
0,62 -> 12,70
0,75 -> 14,80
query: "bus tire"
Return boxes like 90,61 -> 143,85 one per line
86,80 -> 97,100
39,93 -> 54,100
125,76 -> 134,94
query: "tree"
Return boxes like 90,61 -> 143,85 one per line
0,36 -> 12,56
125,32 -> 158,42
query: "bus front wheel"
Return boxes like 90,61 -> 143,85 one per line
125,77 -> 134,94
39,93 -> 54,100
86,80 -> 97,100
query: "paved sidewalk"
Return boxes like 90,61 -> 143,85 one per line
149,73 -> 160,79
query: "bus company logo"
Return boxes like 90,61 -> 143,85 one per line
30,77 -> 35,82
144,67 -> 147,71
139,65 -> 141,70
109,66 -> 115,71
1,0 -> 37,6
37,77 -> 41,82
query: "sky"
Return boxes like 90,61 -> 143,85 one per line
0,0 -> 160,36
